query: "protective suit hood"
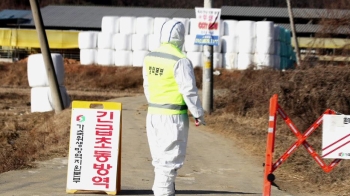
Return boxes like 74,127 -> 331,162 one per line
160,20 -> 185,50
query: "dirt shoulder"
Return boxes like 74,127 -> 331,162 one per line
1,63 -> 350,196
0,95 -> 295,196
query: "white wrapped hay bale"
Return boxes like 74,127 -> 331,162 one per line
238,36 -> 256,54
186,52 -> 202,68
153,17 -> 170,36
213,37 -> 222,53
223,20 -> 238,36
30,87 -> 55,113
101,16 -> 119,33
119,16 -> 136,34
256,21 -> 274,38
136,17 -> 154,34
114,50 -> 133,66
133,50 -> 149,67
221,36 -> 238,53
237,20 -> 256,38
78,31 -> 98,49
173,17 -> 190,35
237,53 -> 254,70
184,35 -> 202,52
189,18 -> 199,35
31,86 -> 71,113
255,53 -> 274,68
27,53 -> 65,87
114,33 -> 132,51
219,20 -> 224,36
213,52 -> 223,69
132,34 -> 149,51
255,37 -> 275,54
148,34 -> 161,51
97,32 -> 114,49
223,52 -> 238,70
97,49 -> 114,66
80,49 -> 97,65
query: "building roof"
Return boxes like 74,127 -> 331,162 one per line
0,9 -> 31,20
13,5 -> 349,35
221,6 -> 349,19
21,5 -> 195,29
277,23 -> 349,35
0,9 -> 31,25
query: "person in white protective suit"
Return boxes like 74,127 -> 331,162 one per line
142,19 -> 206,196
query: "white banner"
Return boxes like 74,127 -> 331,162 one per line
66,108 -> 121,192
322,114 -> 350,159
194,7 -> 221,46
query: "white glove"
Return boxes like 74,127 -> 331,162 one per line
195,116 -> 206,126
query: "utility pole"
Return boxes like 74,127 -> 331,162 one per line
29,0 -> 64,113
286,0 -> 301,66
203,0 -> 214,114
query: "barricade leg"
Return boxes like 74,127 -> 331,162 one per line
263,94 -> 278,196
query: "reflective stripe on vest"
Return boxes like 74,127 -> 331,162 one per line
145,44 -> 187,115
148,103 -> 188,110
147,52 -> 181,62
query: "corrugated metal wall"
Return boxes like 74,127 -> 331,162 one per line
0,28 -> 79,49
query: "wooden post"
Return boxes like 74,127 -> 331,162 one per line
286,0 -> 301,67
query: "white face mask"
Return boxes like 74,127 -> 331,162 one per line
160,20 -> 185,50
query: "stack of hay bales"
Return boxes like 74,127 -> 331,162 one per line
79,31 -> 98,65
254,21 -> 275,69
131,16 -> 152,67
236,20 -> 256,70
222,20 -> 239,69
27,53 -> 71,113
97,16 -> 118,66
113,16 -> 133,67
78,16 -> 297,70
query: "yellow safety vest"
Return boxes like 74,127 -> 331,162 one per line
144,43 -> 188,115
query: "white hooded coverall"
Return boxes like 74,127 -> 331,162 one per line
142,20 -> 204,196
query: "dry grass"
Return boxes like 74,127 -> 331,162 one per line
64,64 -> 143,92
0,63 -> 144,174
1,62 -> 350,195
206,66 -> 350,195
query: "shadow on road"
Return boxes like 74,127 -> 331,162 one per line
118,189 -> 259,195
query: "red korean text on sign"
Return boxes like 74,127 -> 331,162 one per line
92,176 -> 110,189
198,22 -> 218,30
92,111 -> 114,189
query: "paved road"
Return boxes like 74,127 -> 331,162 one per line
0,95 -> 293,196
